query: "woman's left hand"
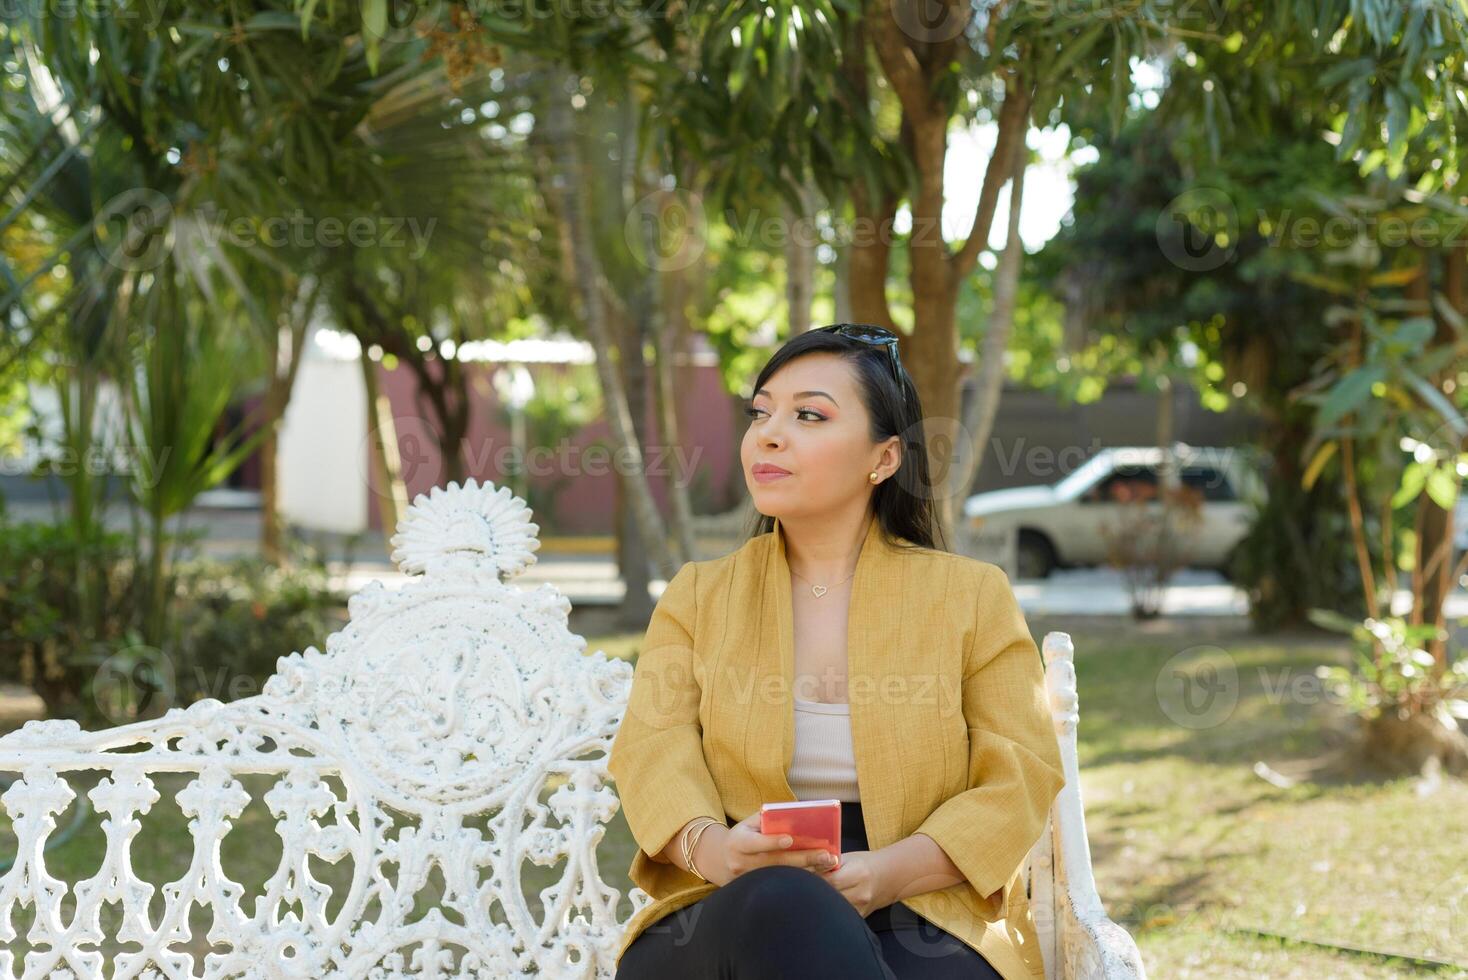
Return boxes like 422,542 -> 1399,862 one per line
814,850 -> 897,918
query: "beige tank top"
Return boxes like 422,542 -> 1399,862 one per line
785,698 -> 860,802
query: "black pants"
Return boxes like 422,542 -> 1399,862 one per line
616,800 -> 1003,980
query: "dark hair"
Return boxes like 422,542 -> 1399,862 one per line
742,325 -> 949,552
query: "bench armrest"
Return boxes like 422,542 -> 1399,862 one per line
1033,632 -> 1149,980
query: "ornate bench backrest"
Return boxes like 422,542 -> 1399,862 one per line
0,480 -> 638,979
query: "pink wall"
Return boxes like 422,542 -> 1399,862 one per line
364,359 -> 744,535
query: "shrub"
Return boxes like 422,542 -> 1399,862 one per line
1310,611 -> 1468,774
169,555 -> 344,708
0,517 -> 344,727
0,518 -> 148,722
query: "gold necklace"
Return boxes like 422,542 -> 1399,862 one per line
789,565 -> 857,598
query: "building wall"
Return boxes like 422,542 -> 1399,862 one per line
5,356 -> 1262,537
365,356 -> 745,535
355,365 -> 1263,534
278,356 -> 370,534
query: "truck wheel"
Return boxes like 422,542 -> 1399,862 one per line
1017,531 -> 1057,580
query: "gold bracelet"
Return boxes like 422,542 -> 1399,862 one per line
678,818 -> 710,874
680,817 -> 720,882
684,821 -> 707,880
680,817 -> 717,878
686,819 -> 719,881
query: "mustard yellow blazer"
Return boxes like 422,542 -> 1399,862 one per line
607,514 -> 1066,980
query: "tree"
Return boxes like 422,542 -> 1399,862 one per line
1041,0 -> 1468,767
1036,107 -> 1366,628
534,64 -> 680,581
645,0 -> 1199,540
1157,0 -> 1468,660
1,23 -> 284,642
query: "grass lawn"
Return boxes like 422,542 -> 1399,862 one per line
2,620 -> 1465,978
1031,618 -> 1468,979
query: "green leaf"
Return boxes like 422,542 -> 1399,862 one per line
363,0 -> 386,74
1337,98 -> 1366,156
1431,291 -> 1467,339
1317,57 -> 1375,88
1109,27 -> 1125,137
1315,363 -> 1387,429
300,0 -> 322,39
1045,21 -> 1104,85
1392,460 -> 1428,508
244,11 -> 306,32
363,0 -> 386,37
1384,87 -> 1408,158
1393,315 -> 1435,349
1306,607 -> 1361,634
1402,370 -> 1468,441
1302,439 -> 1338,490
1424,463 -> 1459,510
1289,269 -> 1358,297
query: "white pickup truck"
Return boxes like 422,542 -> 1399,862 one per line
963,446 -> 1266,580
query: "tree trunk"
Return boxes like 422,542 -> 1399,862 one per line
956,148 -> 1028,518
361,352 -> 408,553
832,233 -> 853,324
538,65 -> 676,580
906,245 -> 962,546
1156,373 -> 1175,451
615,264 -> 655,625
616,473 -> 654,626
651,169 -> 701,565
402,353 -> 470,487
1250,411 -> 1360,628
634,148 -> 700,567
340,274 -> 469,490
260,418 -> 282,564
838,9 -> 890,332
1442,242 -> 1468,663
845,20 -> 1033,545
847,181 -> 898,330
1411,244 -> 1466,667
439,356 -> 468,487
784,180 -> 817,335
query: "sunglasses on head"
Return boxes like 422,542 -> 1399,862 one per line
814,323 -> 907,400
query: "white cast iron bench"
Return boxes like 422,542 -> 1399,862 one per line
0,479 -> 1146,979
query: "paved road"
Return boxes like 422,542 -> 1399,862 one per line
6,498 -> 1465,622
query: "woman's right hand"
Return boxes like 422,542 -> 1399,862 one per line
702,811 -> 837,885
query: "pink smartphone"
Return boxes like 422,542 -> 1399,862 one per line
760,799 -> 842,870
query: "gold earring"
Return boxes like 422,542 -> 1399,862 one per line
869,471 -> 879,483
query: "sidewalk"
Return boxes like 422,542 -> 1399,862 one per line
335,557 -> 1468,624
7,495 -> 1465,621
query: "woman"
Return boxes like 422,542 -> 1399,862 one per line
608,324 -> 1065,980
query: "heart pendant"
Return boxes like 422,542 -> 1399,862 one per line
811,585 -> 828,598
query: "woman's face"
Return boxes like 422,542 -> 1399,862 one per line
739,353 -> 899,521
